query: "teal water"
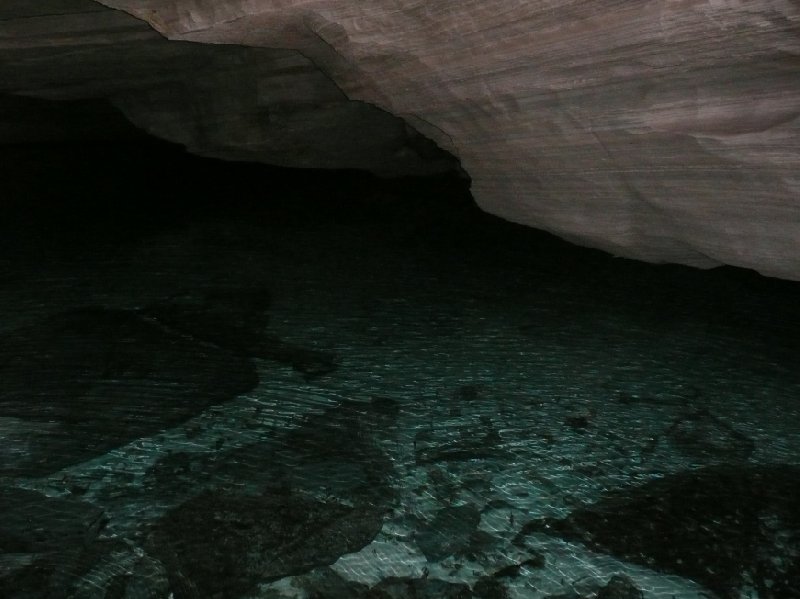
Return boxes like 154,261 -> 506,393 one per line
1,142 -> 799,599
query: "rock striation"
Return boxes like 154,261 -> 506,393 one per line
3,0 -> 800,278
94,0 -> 800,279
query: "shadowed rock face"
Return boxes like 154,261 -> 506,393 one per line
144,398 -> 400,598
143,288 -> 338,377
96,0 -> 800,280
415,504 -> 482,562
149,490 -> 385,598
2,0 -> 800,278
0,280 -> 347,478
0,308 -> 259,477
0,1 -> 457,176
0,489 -> 111,597
516,465 -> 800,599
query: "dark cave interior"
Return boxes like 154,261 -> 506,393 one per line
1,95 -> 800,599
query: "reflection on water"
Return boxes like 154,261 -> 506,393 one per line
1,141 -> 799,598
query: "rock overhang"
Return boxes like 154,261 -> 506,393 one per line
2,0 -> 799,279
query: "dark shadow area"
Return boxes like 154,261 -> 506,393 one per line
0,100 -> 470,254
1,98 -> 800,599
2,122 -> 798,361
0,94 -> 152,145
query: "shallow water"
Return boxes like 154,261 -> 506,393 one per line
1,142 -> 799,599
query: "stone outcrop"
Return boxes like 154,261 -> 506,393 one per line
0,0 -> 457,175
3,0 -> 799,278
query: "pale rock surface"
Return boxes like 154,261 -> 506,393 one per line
1,0 -> 798,278
94,0 -> 800,279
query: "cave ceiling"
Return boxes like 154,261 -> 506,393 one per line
2,0 -> 798,279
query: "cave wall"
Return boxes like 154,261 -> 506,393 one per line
2,0 -> 799,279
0,0 -> 456,175
94,0 -> 800,280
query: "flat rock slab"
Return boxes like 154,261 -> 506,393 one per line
134,396 -> 400,598
144,287 -> 337,377
148,488 -> 386,599
665,408 -> 754,462
141,395 -> 399,502
369,577 -> 473,599
0,488 -> 108,597
415,504 -> 481,562
290,569 -> 478,599
517,465 -> 800,598
0,308 -> 258,477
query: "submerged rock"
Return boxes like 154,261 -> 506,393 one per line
144,287 -> 337,376
665,408 -> 754,462
0,488 -> 109,597
472,577 -> 509,599
415,417 -> 506,465
292,569 -> 479,599
369,577 -> 472,599
141,395 -> 400,501
142,397 -> 399,597
596,574 -> 642,599
490,554 -> 545,579
415,504 -> 481,562
0,308 -> 258,476
149,488 -> 385,599
516,465 -> 800,598
143,287 -> 273,351
298,567 -> 371,599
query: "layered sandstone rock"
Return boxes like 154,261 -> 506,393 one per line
2,1 -> 798,278
95,0 -> 800,279
0,0 -> 456,175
